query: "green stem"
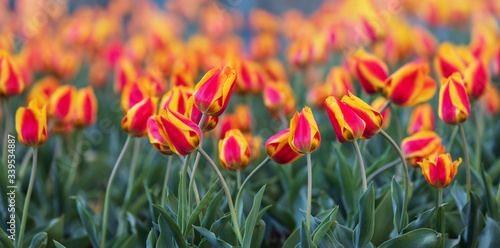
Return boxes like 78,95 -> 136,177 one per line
380,130 -> 410,231
100,135 -> 132,248
437,189 -> 445,248
353,140 -> 367,191
235,157 -> 271,215
118,137 -> 141,234
2,99 -> 11,166
366,159 -> 401,182
180,154 -> 192,234
161,156 -> 174,207
17,148 -> 37,248
237,170 -> 241,188
17,149 -> 34,186
188,113 -> 207,215
458,124 -> 471,201
197,147 -> 243,244
390,106 -> 403,143
447,126 -> 459,152
473,103 -> 482,171
379,100 -> 391,113
306,153 -> 313,229
65,131 -> 83,194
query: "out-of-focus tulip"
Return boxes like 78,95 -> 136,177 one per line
263,81 -> 296,116
49,85 -> 76,124
15,99 -> 49,147
0,50 -> 25,97
74,87 -> 98,128
434,42 -> 471,79
216,114 -> 239,140
481,85 -> 500,116
234,60 -> 265,95
122,97 -> 158,137
185,96 -> 219,132
326,67 -> 354,99
341,92 -> 383,139
192,66 -> 237,116
263,58 -> 288,81
352,48 -> 388,94
159,87 -> 193,115
141,67 -> 168,96
306,83 -> 331,109
246,134 -> 263,160
438,73 -> 470,125
265,129 -> 304,164
121,80 -> 155,113
153,108 -> 202,156
370,97 -> 391,130
147,116 -> 174,155
250,33 -> 280,60
419,153 -> 461,190
412,26 -> 437,58
288,106 -> 321,153
114,58 -> 139,94
89,60 -> 108,88
325,96 -> 366,143
234,104 -> 252,133
249,9 -> 279,33
407,103 -> 435,135
27,76 -> 59,105
219,129 -> 251,171
401,130 -> 445,167
463,60 -> 489,100
170,62 -> 194,89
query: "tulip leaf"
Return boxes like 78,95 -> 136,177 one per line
391,177 -> 406,234
202,190 -> 224,229
300,221 -> 314,248
459,192 -> 482,248
0,228 -> 14,248
110,235 -> 137,248
372,187 -> 394,245
250,219 -> 266,248
210,213 -> 231,237
333,146 -> 356,214
146,229 -> 156,248
53,240 -> 66,248
481,169 -> 499,220
185,180 -> 219,237
450,182 -> 467,212
402,207 -> 436,234
194,226 -> 233,248
242,185 -> 266,248
28,232 -> 47,248
333,223 -> 354,248
157,215 -> 174,248
282,228 -> 300,248
74,197 -> 100,248
312,206 -> 338,246
354,183 -> 375,248
478,217 -> 500,247
153,204 -> 187,248
378,228 -> 442,248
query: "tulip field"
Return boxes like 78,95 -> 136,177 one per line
3,0 -> 500,247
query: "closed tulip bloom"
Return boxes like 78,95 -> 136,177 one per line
401,130 -> 445,167
121,80 -> 155,113
325,96 -> 366,143
438,73 -> 471,125
74,87 -> 98,128
263,81 -> 287,114
306,83 -> 331,109
433,42 -> 467,79
160,87 -> 193,115
170,62 -> 194,89
266,129 -> 304,164
383,62 -> 437,107
407,103 -> 435,135
0,50 -> 25,97
263,58 -> 288,81
49,85 -> 76,124
154,108 -> 202,156
147,116 -> 173,155
418,153 -> 461,190
341,92 -> 383,139
121,97 -> 158,137
234,104 -> 252,133
234,60 -> 265,95
326,67 -> 354,99
192,66 -> 237,116
114,58 -> 139,94
463,60 -> 489,100
288,106 -> 321,153
219,129 -> 251,171
352,48 -> 388,94
370,97 -> 391,130
15,99 -> 49,147
480,85 -> 500,116
185,96 -> 219,132
27,76 -> 59,105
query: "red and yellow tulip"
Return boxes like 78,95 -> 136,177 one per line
288,106 -> 321,153
234,104 -> 252,133
121,97 -> 158,137
219,129 -> 251,171
438,73 -> 471,125
433,42 -> 472,79
0,50 -> 25,97
352,48 -> 388,94
266,129 -> 304,164
185,96 -> 219,132
49,85 -> 76,124
463,60 -> 489,100
407,103 -> 435,135
192,66 -> 237,116
114,58 -> 139,94
370,97 -> 391,130
341,92 -> 383,139
26,77 -> 59,106
147,116 -> 174,155
418,153 -> 461,190
234,60 -> 265,95
121,80 -> 155,113
325,96 -> 365,143
326,67 -> 354,100
160,87 -> 193,115
481,85 -> 500,116
15,99 -> 49,147
74,87 -> 98,128
401,130 -> 445,167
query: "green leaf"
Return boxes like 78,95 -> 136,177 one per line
450,182 -> 466,212
481,169 -> 499,220
210,214 -> 231,237
378,228 -> 442,248
436,206 -> 445,236
157,216 -> 173,248
267,205 -> 296,230
312,207 -> 339,246
250,219 -> 266,248
110,235 -> 137,248
242,185 -> 266,248
334,146 -> 356,214
478,217 -> 500,247
202,190 -> 224,229
402,208 -> 436,234
185,180 -> 219,237
391,177 -> 406,233
333,223 -> 354,248
74,197 -> 100,248
0,227 -> 14,248
28,232 -> 47,248
300,221 -> 314,248
153,204 -> 187,248
372,187 -> 393,246
194,226 -> 233,248
146,229 -> 156,248
282,228 -> 300,248
459,192 -> 482,248
53,240 -> 66,248
354,183 -> 375,248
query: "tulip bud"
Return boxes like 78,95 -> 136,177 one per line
288,106 -> 321,153
219,129 -> 251,171
326,67 -> 354,99
370,97 -> 390,130
216,114 -> 239,140
170,62 -> 194,89
383,62 -> 436,107
463,60 -> 489,100
438,73 -> 471,125
234,60 -> 265,95
433,42 -> 469,79
185,96 -> 219,132
401,130 -> 445,167
407,103 -> 435,135
15,99 -> 49,147
480,85 -> 500,116
263,81 -> 288,114
247,135 -> 263,160
49,85 -> 76,124
27,76 -> 59,105
192,66 -> 237,116
306,83 -> 331,109
147,117 -> 174,155
418,153 -> 461,190
121,97 -> 158,137
263,58 -> 288,81
0,50 -> 25,97
160,87 -> 193,115
352,48 -> 388,94
114,58 -> 139,94
341,92 -> 383,139
75,87 -> 98,128
121,80 -> 155,113
325,96 -> 366,143
234,104 -> 252,133
250,33 -> 280,60
266,129 -> 304,164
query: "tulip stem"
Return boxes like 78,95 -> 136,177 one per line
2,98 -> 11,167
458,124 -> 471,201
367,159 -> 401,182
379,130 -> 410,232
118,137 -> 141,235
235,157 -> 271,215
437,189 -> 445,248
353,141 -> 367,192
101,135 -> 132,248
473,103 -> 482,171
379,100 -> 391,113
197,147 -> 243,244
161,156 -> 173,208
65,131 -> 83,195
17,149 -> 34,187
188,113 -> 208,215
17,148 -> 37,248
180,154 -> 192,234
306,153 -> 313,230
390,106 -> 403,143
237,171 -> 241,188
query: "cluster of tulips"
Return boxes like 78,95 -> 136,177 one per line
2,0 -> 500,247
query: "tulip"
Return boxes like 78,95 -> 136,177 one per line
326,67 -> 354,99
0,50 -> 25,97
170,62 -> 194,89
265,129 -> 304,164
147,117 -> 173,155
153,108 -> 202,156
121,97 -> 158,137
246,134 -> 263,161
263,81 -> 289,114
463,60 -> 489,100
481,85 -> 500,116
341,92 -> 383,139
324,96 -> 366,143
49,85 -> 76,124
27,76 -> 59,105
15,99 -> 49,147
121,79 -> 155,113
192,66 -> 237,116
433,42 -> 470,79
438,73 -> 471,125
407,103 -> 435,135
141,67 -> 168,96
352,48 -> 388,94
288,106 -> 321,153
401,130 -> 445,167
370,97 -> 391,130
263,58 -> 288,81
185,96 -> 219,132
159,87 -> 193,115
250,33 -> 280,60
74,87 -> 98,128
234,104 -> 252,133
287,39 -> 311,68
306,83 -> 331,109
216,114 -> 239,140
412,26 -> 437,59
219,129 -> 251,171
234,60 -> 265,95
418,153 -> 461,190
114,58 -> 139,94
